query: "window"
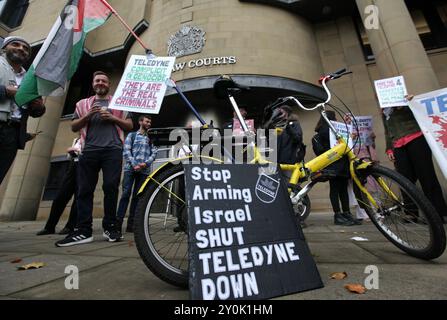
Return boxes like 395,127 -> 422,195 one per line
355,1 -> 447,61
354,16 -> 375,61
411,9 -> 437,50
0,0 -> 29,29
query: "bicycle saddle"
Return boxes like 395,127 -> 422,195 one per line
213,75 -> 250,99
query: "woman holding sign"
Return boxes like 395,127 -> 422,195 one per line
313,111 -> 360,226
382,95 -> 447,224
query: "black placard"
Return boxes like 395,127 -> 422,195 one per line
184,164 -> 323,300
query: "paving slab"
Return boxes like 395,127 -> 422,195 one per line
0,254 -> 120,296
81,241 -> 140,258
1,215 -> 446,300
277,263 -> 447,300
0,235 -> 129,256
0,252 -> 39,263
10,258 -> 188,300
304,231 -> 389,243
307,242 -> 385,264
354,242 -> 447,264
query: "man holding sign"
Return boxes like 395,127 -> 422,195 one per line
56,71 -> 133,247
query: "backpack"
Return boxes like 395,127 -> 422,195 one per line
295,143 -> 306,163
312,133 -> 326,156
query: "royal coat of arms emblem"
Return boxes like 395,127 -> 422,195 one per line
167,25 -> 206,57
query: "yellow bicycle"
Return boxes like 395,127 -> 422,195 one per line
133,70 -> 446,288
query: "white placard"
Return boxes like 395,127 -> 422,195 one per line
330,121 -> 353,149
353,116 -> 374,147
374,76 -> 409,109
109,55 -> 176,114
409,88 -> 447,179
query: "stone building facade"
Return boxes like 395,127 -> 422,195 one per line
0,0 -> 446,221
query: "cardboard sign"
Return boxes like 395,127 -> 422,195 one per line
409,88 -> 447,179
109,55 -> 176,114
184,164 -> 323,300
232,119 -> 255,136
374,76 -> 409,109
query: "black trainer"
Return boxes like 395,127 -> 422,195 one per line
103,229 -> 121,242
342,212 -> 362,225
36,228 -> 55,236
55,230 -> 93,247
334,213 -> 355,226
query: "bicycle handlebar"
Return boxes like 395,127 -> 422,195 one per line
281,68 -> 352,112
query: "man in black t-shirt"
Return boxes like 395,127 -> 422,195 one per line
56,71 -> 133,247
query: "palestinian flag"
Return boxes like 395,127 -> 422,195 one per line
15,0 -> 112,106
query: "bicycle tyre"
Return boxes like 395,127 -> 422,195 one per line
357,165 -> 446,260
134,164 -> 189,288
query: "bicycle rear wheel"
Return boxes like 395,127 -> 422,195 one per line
134,164 -> 189,288
356,165 -> 446,260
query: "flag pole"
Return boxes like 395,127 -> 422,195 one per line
99,0 -> 152,53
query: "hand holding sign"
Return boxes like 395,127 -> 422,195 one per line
109,55 -> 176,114
408,88 -> 447,179
374,76 -> 409,109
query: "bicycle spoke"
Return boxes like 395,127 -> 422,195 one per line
359,167 -> 435,253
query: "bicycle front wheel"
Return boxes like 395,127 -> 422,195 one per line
134,164 -> 189,288
293,194 -> 311,222
356,165 -> 446,260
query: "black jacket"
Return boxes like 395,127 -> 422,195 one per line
277,121 -> 304,164
316,124 -> 349,178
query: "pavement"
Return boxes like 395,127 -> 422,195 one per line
1,211 -> 447,300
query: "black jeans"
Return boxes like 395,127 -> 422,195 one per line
394,135 -> 447,218
44,160 -> 78,231
0,123 -> 19,185
329,177 -> 350,214
76,149 -> 123,233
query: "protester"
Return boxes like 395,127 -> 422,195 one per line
343,114 -> 377,222
55,71 -> 133,247
343,114 -> 377,161
223,106 -> 248,130
273,106 -> 305,165
0,36 -> 46,185
383,95 -> 447,224
313,111 -> 360,226
222,106 -> 255,163
117,114 -> 157,235
269,106 -> 307,228
36,138 -> 81,235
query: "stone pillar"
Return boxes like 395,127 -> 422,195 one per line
0,95 -> 66,221
356,0 -> 440,94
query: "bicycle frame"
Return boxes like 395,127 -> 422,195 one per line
138,73 -> 387,211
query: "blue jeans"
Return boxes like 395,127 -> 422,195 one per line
117,170 -> 147,225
